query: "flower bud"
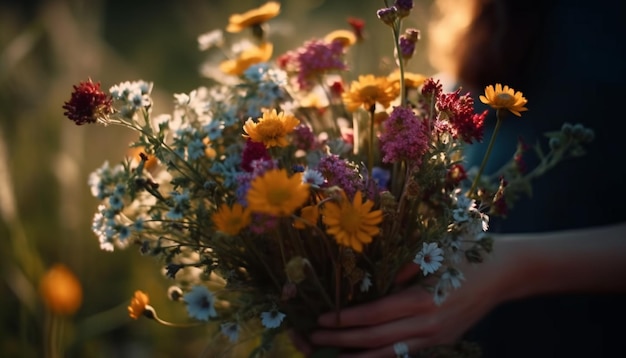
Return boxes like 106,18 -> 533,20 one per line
394,0 -> 414,18
377,7 -> 397,26
285,256 -> 308,284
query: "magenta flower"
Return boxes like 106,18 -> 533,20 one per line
316,154 -> 364,199
379,106 -> 429,168
278,39 -> 346,90
436,89 -> 487,144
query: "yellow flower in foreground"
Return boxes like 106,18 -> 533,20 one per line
226,1 -> 281,33
243,109 -> 300,148
219,42 -> 273,76
39,264 -> 83,315
342,75 -> 400,112
128,290 -> 150,320
322,191 -> 383,252
479,83 -> 528,117
324,29 -> 357,47
388,69 -> 427,88
247,169 -> 310,217
294,205 -> 320,229
212,203 -> 251,236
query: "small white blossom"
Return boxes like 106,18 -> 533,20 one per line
198,29 -> 224,51
441,268 -> 465,289
220,321 -> 240,342
260,309 -> 285,329
360,272 -> 372,293
414,242 -> 444,276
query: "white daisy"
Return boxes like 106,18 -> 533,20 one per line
413,242 -> 444,276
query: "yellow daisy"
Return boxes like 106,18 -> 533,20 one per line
219,42 -> 273,76
322,191 -> 383,253
242,109 -> 300,148
247,169 -> 310,217
212,203 -> 251,236
294,205 -> 320,229
324,29 -> 357,47
342,75 -> 400,112
226,1 -> 281,33
479,83 -> 528,117
387,69 -> 427,89
128,290 -> 150,320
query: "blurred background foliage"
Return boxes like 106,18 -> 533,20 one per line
0,0 -> 437,356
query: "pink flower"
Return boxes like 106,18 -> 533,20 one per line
316,154 -> 364,199
277,39 -> 346,90
379,106 -> 429,168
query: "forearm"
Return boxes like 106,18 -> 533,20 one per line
494,221 -> 626,302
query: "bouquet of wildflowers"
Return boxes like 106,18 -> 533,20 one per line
63,1 -> 593,357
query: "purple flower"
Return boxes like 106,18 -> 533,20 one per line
379,106 -> 429,168
278,40 -> 347,90
394,0 -> 414,17
316,154 -> 364,199
399,36 -> 415,60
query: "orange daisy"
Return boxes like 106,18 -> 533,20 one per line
324,29 -> 357,48
219,42 -> 273,76
212,203 -> 251,236
242,109 -> 300,148
226,1 -> 281,33
322,191 -> 383,252
342,75 -> 400,112
128,290 -> 150,320
479,83 -> 528,117
246,169 -> 310,217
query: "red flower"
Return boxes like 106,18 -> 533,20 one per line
347,17 -> 365,42
436,88 -> 487,144
446,163 -> 467,186
63,79 -> 112,125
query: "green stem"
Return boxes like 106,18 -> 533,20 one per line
468,109 -> 505,197
391,21 -> 407,107
368,105 -> 376,178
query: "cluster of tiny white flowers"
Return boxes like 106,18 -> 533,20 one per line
109,80 -> 153,118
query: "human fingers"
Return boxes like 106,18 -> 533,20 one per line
311,313 -> 441,350
317,285 -> 434,327
393,263 -> 421,286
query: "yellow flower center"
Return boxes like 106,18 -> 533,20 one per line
268,188 -> 290,206
360,85 -> 381,101
228,217 -> 243,227
257,119 -> 284,140
496,93 -> 515,105
341,208 -> 361,233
